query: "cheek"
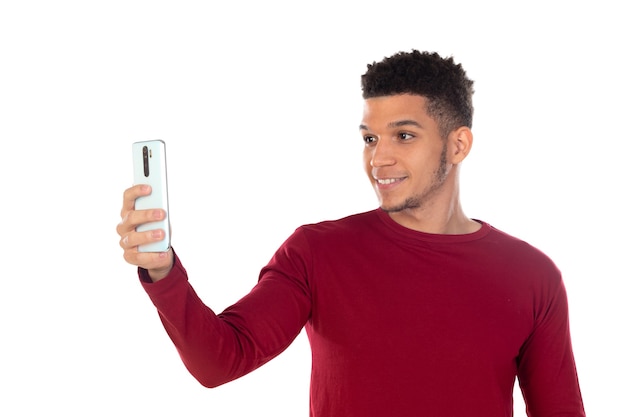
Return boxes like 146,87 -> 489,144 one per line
362,151 -> 372,175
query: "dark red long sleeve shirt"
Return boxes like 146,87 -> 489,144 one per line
140,209 -> 585,416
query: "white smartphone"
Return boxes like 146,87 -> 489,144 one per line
132,139 -> 171,252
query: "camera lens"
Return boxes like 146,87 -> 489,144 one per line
142,146 -> 150,177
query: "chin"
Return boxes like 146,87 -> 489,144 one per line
379,203 -> 406,213
379,197 -> 422,213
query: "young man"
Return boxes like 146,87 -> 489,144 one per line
117,50 -> 585,416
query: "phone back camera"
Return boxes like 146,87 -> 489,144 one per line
142,146 -> 150,177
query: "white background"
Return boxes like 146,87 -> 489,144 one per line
1,1 -> 623,415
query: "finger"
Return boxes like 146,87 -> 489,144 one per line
121,207 -> 166,231
123,248 -> 172,271
120,206 -> 163,227
120,228 -> 170,271
120,184 -> 152,218
119,228 -> 165,250
117,198 -> 166,239
119,229 -> 165,269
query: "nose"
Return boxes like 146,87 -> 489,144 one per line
369,138 -> 396,168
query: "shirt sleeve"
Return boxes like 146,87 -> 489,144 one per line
516,273 -> 586,417
139,233 -> 313,388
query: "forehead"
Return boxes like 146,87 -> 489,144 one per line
361,94 -> 432,128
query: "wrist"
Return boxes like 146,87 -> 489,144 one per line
147,266 -> 171,282
146,250 -> 174,282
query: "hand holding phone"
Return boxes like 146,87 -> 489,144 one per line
132,140 -> 171,252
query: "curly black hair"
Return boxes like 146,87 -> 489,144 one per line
361,50 -> 474,138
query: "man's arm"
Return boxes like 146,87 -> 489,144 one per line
117,185 -> 311,387
517,277 -> 585,416
138,246 -> 312,387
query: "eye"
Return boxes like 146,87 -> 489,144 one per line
398,132 -> 414,141
363,135 -> 377,145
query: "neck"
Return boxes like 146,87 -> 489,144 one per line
387,202 -> 479,235
386,173 -> 480,235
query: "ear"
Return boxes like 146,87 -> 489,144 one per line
447,126 -> 473,164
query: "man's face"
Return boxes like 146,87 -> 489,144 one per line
360,94 -> 452,214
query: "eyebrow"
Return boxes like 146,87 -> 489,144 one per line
389,119 -> 424,129
359,119 -> 424,131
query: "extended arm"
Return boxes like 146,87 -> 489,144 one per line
139,247 -> 311,387
117,184 -> 312,387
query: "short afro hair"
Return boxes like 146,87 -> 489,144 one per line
361,50 -> 474,138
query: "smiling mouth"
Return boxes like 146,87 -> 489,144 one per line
376,178 -> 403,185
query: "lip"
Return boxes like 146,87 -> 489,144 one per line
374,176 -> 406,190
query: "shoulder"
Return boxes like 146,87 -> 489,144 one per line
264,210 -> 379,273
298,210 -> 379,236
481,223 -> 562,285
485,224 -> 553,259
279,210 -> 379,253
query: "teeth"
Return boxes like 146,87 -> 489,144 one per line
377,178 -> 399,185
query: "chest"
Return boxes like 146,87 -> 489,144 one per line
306,245 -> 534,365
